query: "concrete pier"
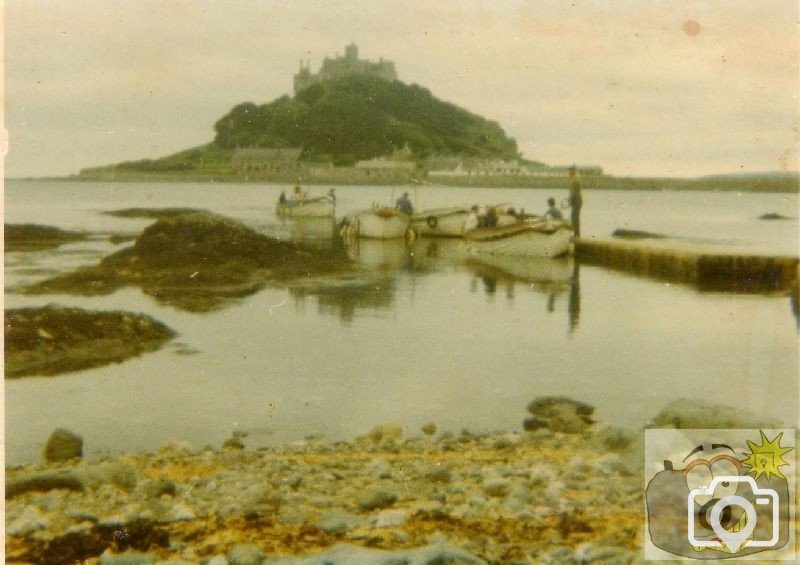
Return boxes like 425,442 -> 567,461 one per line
574,238 -> 799,293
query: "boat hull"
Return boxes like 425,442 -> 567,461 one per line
462,220 -> 573,257
412,208 -> 469,237
276,197 -> 334,217
344,209 -> 411,239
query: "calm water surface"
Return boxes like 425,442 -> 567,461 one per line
4,180 -> 798,464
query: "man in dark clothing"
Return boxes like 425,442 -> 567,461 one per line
545,197 -> 563,220
568,166 -> 583,236
395,192 -> 414,214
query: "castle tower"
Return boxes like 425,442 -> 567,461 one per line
293,44 -> 398,95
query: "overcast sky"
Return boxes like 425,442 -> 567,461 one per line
3,0 -> 798,178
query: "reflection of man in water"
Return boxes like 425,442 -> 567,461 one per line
568,262 -> 581,333
568,166 -> 583,237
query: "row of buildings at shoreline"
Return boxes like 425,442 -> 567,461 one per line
231,146 -> 602,182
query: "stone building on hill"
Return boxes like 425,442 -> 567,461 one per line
231,148 -> 302,173
294,43 -> 398,94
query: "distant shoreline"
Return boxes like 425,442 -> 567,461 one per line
6,173 -> 799,193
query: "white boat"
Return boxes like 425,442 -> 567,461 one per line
411,207 -> 469,237
341,207 -> 412,240
462,219 -> 573,258
276,195 -> 335,217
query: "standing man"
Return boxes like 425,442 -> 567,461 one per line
568,166 -> 583,237
395,192 -> 414,214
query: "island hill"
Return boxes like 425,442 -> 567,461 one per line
78,44 -> 798,193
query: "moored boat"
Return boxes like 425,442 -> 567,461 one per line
462,219 -> 573,258
276,194 -> 335,217
340,207 -> 412,240
411,207 -> 470,237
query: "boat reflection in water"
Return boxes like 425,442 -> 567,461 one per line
288,278 -> 396,325
280,217 -> 338,249
345,238 -> 414,273
407,237 -> 466,273
466,253 -> 582,332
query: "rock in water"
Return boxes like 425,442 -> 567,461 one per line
525,396 -> 595,434
421,422 -> 437,436
44,428 -> 83,463
648,398 -> 781,429
222,436 -> 245,450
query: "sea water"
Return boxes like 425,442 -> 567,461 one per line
4,180 -> 798,464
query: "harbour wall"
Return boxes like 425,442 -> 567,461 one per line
574,238 -> 799,293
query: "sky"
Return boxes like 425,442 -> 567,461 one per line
3,0 -> 799,178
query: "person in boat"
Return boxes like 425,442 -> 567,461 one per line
568,166 -> 583,236
395,192 -> 414,214
485,206 -> 499,227
545,197 -> 563,220
278,190 -> 287,204
477,204 -> 488,227
327,188 -> 336,203
463,205 -> 480,232
293,184 -> 306,201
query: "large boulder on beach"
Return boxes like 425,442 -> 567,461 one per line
44,428 -> 84,463
648,398 -> 782,429
524,396 -> 595,434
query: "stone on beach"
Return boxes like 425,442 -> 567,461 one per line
44,428 -> 84,463
6,506 -> 49,536
222,436 -> 245,450
227,543 -> 263,565
483,477 -> 512,497
358,488 -> 398,510
524,396 -> 595,434
375,508 -> 409,528
421,422 -> 437,436
367,422 -> 404,444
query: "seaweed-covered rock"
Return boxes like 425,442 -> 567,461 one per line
647,398 -> 781,429
4,306 -> 175,378
23,212 -> 352,312
103,207 -> 208,219
44,428 -> 84,463
5,223 -> 88,251
524,396 -> 595,434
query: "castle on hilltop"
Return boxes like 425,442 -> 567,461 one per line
294,43 -> 398,94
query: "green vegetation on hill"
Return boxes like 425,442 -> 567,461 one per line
213,76 -> 519,165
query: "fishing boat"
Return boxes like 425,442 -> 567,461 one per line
276,194 -> 335,217
411,207 -> 470,237
462,218 -> 573,258
340,207 -> 413,240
